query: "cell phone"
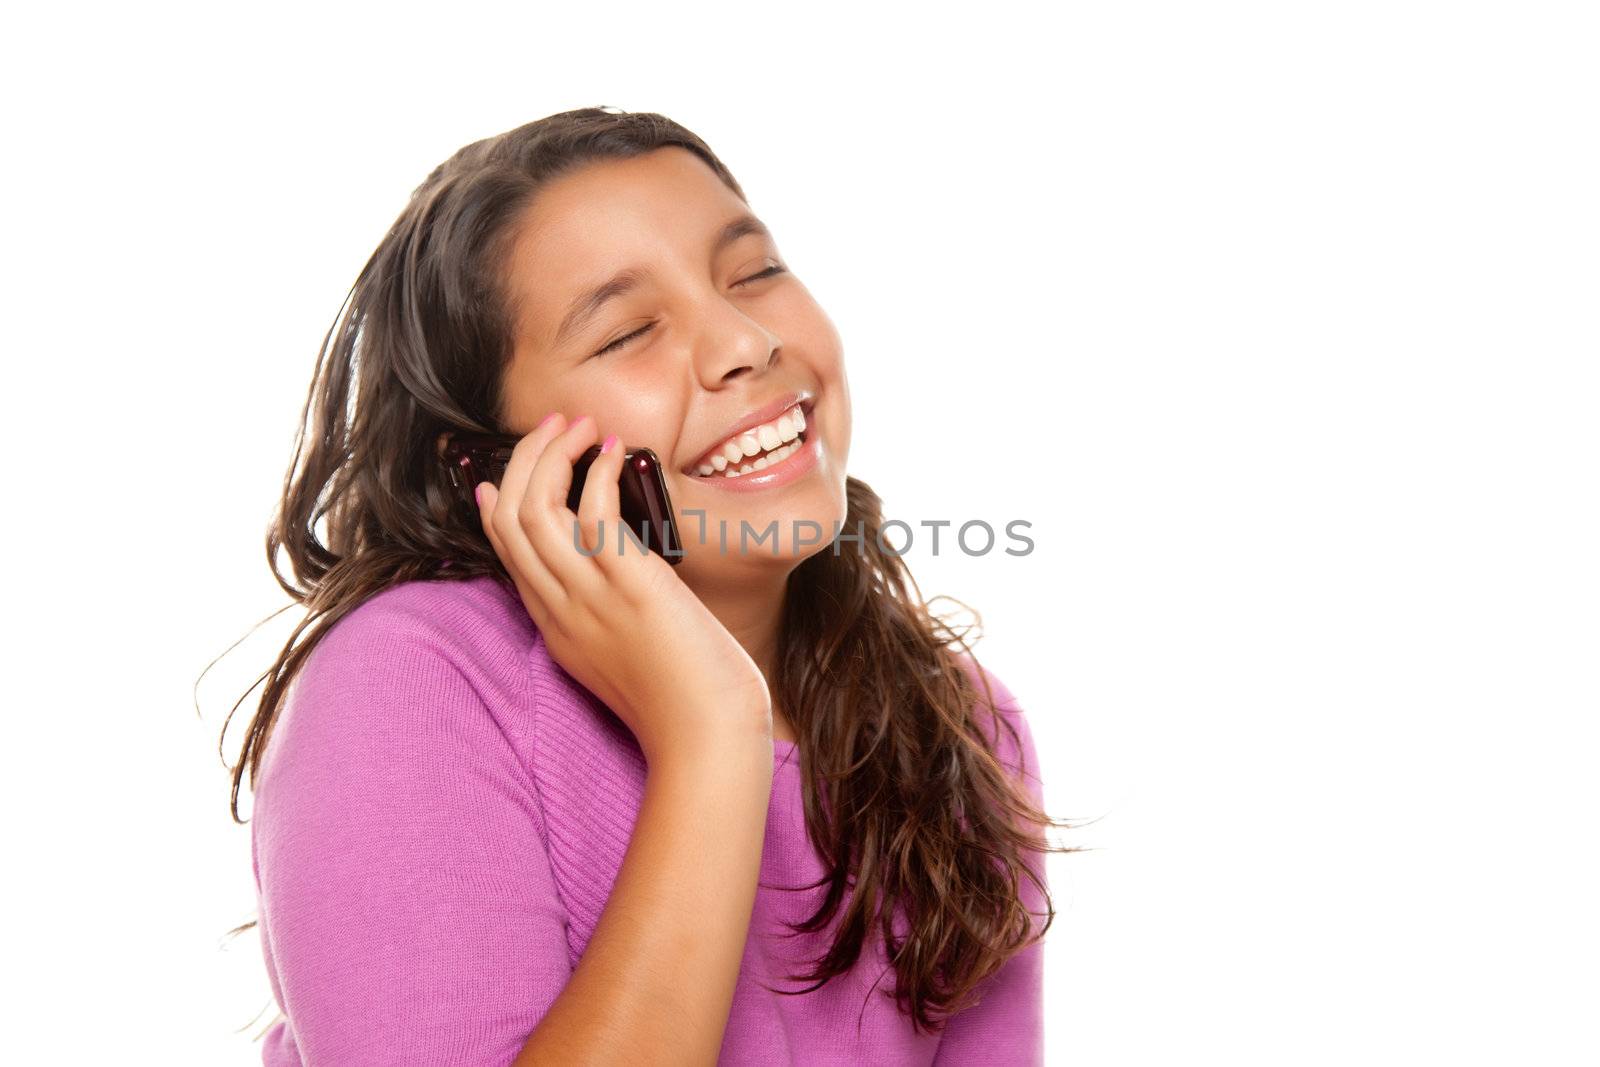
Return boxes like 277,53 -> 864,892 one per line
439,432 -> 684,565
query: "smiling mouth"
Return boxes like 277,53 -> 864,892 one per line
686,401 -> 811,479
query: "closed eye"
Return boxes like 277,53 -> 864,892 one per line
591,264 -> 790,358
736,263 -> 788,287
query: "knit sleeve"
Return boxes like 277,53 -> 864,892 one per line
933,662 -> 1048,1067
251,604 -> 572,1066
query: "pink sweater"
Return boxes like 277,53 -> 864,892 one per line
251,574 -> 1047,1065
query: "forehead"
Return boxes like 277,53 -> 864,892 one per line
503,147 -> 751,341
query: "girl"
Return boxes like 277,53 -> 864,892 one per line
225,106 -> 1071,1065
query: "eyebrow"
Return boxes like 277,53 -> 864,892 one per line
550,213 -> 772,348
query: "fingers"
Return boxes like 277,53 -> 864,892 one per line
575,433 -> 626,567
521,416 -> 605,581
479,413 -> 572,610
477,413 -> 653,624
526,414 -> 598,513
493,413 -> 569,518
476,478 -> 565,627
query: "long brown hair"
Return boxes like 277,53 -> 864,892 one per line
211,105 -> 1079,1035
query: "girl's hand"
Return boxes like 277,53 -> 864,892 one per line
475,413 -> 774,767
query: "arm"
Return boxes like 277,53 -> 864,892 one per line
512,740 -> 772,1065
466,412 -> 778,1063
933,664 -> 1049,1067
253,608 -> 773,1067
251,616 -> 573,1066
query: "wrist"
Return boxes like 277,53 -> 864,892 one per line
640,709 -> 776,778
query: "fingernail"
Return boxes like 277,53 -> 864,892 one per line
474,484 -> 483,506
537,412 -> 558,430
600,433 -> 619,454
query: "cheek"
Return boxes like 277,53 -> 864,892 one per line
831,392 -> 852,449
509,373 -> 593,430
568,377 -> 678,447
820,386 -> 852,464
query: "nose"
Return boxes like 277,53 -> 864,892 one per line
692,298 -> 781,388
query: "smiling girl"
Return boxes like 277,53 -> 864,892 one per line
226,106 -> 1070,1066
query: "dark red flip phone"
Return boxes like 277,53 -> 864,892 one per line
439,432 -> 684,565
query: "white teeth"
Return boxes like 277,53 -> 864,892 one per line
712,440 -> 803,478
695,403 -> 812,477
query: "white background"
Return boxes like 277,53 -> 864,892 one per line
4,2 -> 1596,1063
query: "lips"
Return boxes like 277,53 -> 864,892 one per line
681,392 -> 815,477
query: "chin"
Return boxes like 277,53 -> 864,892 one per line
672,482 -> 847,580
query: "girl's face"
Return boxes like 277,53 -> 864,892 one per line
494,146 -> 852,580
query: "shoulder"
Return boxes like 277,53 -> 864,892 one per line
318,573 -> 593,698
308,573 -> 538,673
952,652 -> 1042,792
952,651 -> 1026,731
259,575 -> 548,786
268,574 -> 612,779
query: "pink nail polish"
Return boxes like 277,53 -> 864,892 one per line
474,484 -> 483,505
537,412 -> 558,430
600,433 -> 619,454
